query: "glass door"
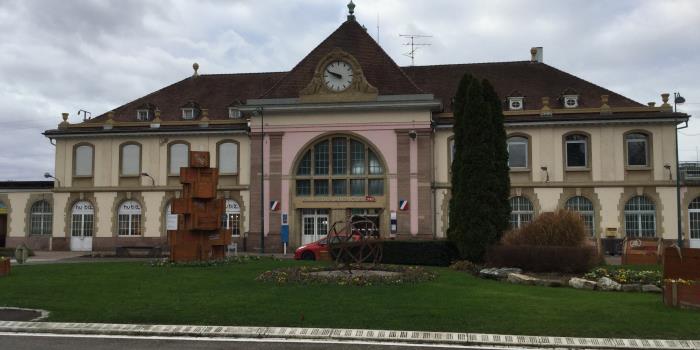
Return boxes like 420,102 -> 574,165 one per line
301,209 -> 329,245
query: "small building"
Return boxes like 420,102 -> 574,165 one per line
1,4 -> 697,252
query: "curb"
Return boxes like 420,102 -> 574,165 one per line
0,321 -> 698,349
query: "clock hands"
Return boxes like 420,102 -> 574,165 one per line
325,68 -> 342,79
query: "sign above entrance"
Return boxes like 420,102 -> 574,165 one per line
365,196 -> 375,202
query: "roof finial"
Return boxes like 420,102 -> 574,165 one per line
192,62 -> 199,77
347,0 -> 356,21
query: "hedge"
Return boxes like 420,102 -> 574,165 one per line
379,240 -> 460,266
486,245 -> 600,273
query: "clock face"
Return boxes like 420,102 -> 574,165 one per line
323,60 -> 354,92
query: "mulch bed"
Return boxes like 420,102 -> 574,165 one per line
0,308 -> 44,321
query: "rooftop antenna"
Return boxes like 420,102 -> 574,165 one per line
376,13 -> 380,44
77,109 -> 92,121
399,34 -> 431,66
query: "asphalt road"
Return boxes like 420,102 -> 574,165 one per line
0,333 -> 522,350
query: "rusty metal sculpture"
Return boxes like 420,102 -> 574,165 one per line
327,215 -> 383,267
168,151 -> 231,262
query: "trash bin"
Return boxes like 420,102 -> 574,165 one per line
15,244 -> 29,264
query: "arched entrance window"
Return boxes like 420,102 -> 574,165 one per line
295,136 -> 385,197
117,200 -> 142,236
624,196 -> 656,238
565,196 -> 595,237
222,199 -> 241,237
71,201 -> 94,251
689,197 -> 700,248
30,200 -> 52,235
509,196 -> 534,229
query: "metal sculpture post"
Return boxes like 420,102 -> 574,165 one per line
168,151 -> 231,262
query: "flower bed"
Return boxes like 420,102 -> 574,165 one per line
256,264 -> 437,286
584,267 -> 661,287
149,255 -> 268,267
0,257 -> 10,277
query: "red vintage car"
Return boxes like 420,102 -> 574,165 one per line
294,235 -> 359,260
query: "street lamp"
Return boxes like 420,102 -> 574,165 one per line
674,92 -> 687,247
43,172 -> 61,187
140,172 -> 155,186
254,106 -> 265,254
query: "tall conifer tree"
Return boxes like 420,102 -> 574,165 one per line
447,75 -> 510,262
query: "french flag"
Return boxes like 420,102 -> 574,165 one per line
399,199 -> 409,211
270,201 -> 280,211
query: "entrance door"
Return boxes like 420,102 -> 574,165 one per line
70,201 -> 94,252
0,214 -> 6,248
301,209 -> 329,245
689,198 -> 700,248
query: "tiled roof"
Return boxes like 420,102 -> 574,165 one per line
88,72 -> 285,123
260,19 -> 423,99
402,62 -> 644,113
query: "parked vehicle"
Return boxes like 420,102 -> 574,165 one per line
294,234 -> 359,261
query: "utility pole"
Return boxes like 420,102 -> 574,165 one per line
399,34 -> 431,66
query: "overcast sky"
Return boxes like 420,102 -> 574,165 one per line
1,0 -> 699,180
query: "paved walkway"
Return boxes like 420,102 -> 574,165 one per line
0,321 -> 697,349
7,251 -> 295,265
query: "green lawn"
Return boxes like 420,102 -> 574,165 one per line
0,259 -> 698,339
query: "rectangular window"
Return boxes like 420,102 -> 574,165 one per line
182,108 -> 194,120
137,110 -> 149,121
121,144 -> 141,176
218,142 -> 238,174
368,179 -> 384,196
314,141 -> 329,175
228,108 -> 242,119
507,141 -> 528,168
627,140 -> 648,166
350,179 -> 365,196
332,179 -> 347,196
351,140 -> 365,175
74,145 -> 94,177
314,179 -> 329,196
296,180 -> 311,196
566,141 -> 587,168
332,138 -> 347,175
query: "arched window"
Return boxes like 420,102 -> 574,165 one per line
74,144 -> 94,176
221,199 -> 241,237
565,196 -> 594,237
217,141 -> 239,175
117,200 -> 142,236
71,201 -> 94,237
507,136 -> 528,168
30,200 -> 52,235
295,136 -> 384,197
625,132 -> 649,167
624,196 -> 656,238
510,196 -> 534,228
689,197 -> 700,242
120,143 -> 141,176
169,142 -> 189,175
565,134 -> 588,168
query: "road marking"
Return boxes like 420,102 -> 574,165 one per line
0,332 -> 525,349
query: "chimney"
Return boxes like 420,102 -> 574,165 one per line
530,47 -> 543,63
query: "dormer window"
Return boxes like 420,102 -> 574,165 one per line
508,97 -> 524,111
228,108 -> 242,119
182,108 -> 195,120
563,95 -> 579,108
136,109 -> 150,121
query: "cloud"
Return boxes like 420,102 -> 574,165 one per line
0,0 -> 699,179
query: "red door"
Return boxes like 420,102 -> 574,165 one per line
0,215 -> 6,247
